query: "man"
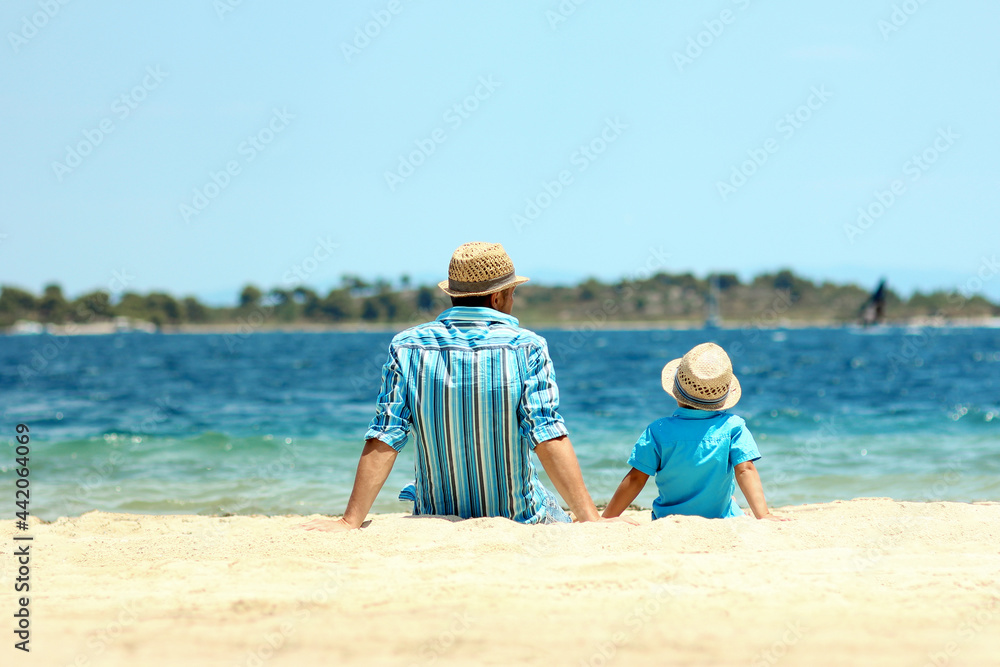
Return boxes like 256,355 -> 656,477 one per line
305,242 -> 622,531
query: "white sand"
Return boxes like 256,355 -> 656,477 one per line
2,498 -> 999,666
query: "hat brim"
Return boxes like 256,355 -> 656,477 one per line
660,358 -> 742,411
437,275 -> 529,298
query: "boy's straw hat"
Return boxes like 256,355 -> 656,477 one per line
661,342 -> 742,411
438,242 -> 530,297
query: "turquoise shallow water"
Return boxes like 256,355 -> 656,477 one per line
1,326 -> 998,518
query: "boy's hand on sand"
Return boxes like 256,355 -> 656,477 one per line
301,517 -> 355,532
601,516 -> 640,526
759,513 -> 790,521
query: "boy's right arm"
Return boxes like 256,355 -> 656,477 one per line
734,460 -> 786,520
602,468 -> 649,518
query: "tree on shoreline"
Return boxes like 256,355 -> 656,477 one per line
2,272 -> 997,329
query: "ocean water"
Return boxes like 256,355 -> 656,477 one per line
1,326 -> 998,519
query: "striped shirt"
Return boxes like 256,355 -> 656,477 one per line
364,307 -> 568,523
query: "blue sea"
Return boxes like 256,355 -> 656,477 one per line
1,326 -> 998,519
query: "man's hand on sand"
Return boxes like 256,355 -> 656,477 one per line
759,513 -> 791,521
301,517 -> 355,532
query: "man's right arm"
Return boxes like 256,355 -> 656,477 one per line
304,345 -> 410,532
303,438 -> 398,532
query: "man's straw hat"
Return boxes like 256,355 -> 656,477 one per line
438,242 -> 530,297
661,342 -> 742,411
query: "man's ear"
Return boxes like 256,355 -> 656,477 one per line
489,290 -> 502,310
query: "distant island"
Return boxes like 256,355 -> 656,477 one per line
2,269 -> 997,334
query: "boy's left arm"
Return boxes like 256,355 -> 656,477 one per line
734,460 -> 786,520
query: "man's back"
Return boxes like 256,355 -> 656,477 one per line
365,306 -> 568,523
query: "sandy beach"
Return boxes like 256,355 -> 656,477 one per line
3,498 -> 999,666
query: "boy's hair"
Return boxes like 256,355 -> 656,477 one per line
450,293 -> 493,307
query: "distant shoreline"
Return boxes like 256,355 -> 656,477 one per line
4,316 -> 1000,336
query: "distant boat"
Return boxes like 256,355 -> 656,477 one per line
859,279 -> 888,327
704,276 -> 721,329
8,320 -> 43,335
114,317 -> 157,333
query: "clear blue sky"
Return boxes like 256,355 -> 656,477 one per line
2,1 -> 998,304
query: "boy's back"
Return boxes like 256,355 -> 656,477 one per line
630,408 -> 759,519
602,342 -> 780,522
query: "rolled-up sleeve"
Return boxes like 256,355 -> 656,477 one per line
518,340 -> 568,447
728,416 -> 761,466
364,346 -> 411,451
627,427 -> 660,477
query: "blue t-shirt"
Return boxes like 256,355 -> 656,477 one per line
627,407 -> 761,519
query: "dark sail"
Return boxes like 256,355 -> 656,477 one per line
860,279 -> 887,326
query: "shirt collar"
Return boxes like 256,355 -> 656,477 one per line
437,306 -> 520,327
672,406 -> 725,419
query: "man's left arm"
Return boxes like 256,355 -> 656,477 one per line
520,342 -> 635,524
535,437 -> 638,524
534,435 -> 600,522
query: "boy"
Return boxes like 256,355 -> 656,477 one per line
602,342 -> 780,521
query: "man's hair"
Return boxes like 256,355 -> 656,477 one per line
450,293 -> 494,307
